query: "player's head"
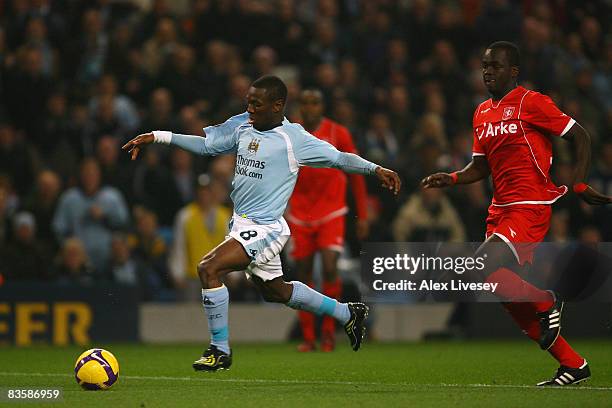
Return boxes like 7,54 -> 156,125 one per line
247,75 -> 288,130
299,88 -> 324,129
482,41 -> 520,96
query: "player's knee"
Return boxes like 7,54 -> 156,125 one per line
197,258 -> 219,283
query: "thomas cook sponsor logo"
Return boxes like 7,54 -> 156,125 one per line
236,155 -> 265,180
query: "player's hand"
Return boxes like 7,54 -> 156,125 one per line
356,219 -> 370,240
421,173 -> 454,189
375,167 -> 401,195
122,132 -> 154,160
577,185 -> 612,205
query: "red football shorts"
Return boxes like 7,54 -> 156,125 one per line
485,204 -> 552,265
288,215 -> 345,260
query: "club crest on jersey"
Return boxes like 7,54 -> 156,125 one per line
502,106 -> 515,120
247,137 -> 261,154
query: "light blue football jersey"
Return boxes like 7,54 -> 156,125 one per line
168,112 -> 376,224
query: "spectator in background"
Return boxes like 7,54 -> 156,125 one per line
108,233 -> 157,299
23,16 -> 55,77
52,237 -> 95,285
68,8 -> 108,86
52,158 -> 129,273
142,17 -> 179,78
4,46 -> 52,139
392,188 -> 465,242
159,45 -> 205,110
39,91 -> 81,175
170,148 -> 196,208
22,169 -> 62,251
168,174 -> 231,301
96,135 -> 134,203
139,87 -> 179,135
362,112 -> 399,169
0,122 -> 37,198
0,180 -> 14,247
128,206 -> 170,294
88,74 -> 140,141
0,211 -> 51,281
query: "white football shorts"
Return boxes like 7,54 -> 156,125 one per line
228,213 -> 290,281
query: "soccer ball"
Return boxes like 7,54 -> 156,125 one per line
74,348 -> 119,390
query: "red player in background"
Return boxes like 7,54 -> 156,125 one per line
288,89 -> 369,352
422,41 -> 611,386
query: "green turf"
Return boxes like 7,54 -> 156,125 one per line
0,340 -> 610,407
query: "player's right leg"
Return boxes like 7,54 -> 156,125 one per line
502,302 -> 589,385
193,238 -> 251,372
476,234 -> 561,348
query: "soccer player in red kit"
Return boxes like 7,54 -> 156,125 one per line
288,89 -> 369,352
422,41 -> 612,386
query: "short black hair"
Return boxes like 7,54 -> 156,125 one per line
486,41 -> 520,67
252,75 -> 288,103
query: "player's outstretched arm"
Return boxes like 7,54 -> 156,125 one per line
563,122 -> 612,205
421,156 -> 489,189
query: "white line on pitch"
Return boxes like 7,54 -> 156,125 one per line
0,372 -> 610,391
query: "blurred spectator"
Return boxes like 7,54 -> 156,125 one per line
139,87 -> 179,134
0,122 -> 37,198
22,169 -> 62,250
170,148 -> 196,207
88,74 -> 140,142
68,9 -> 108,85
168,174 -> 231,300
52,158 -> 129,273
392,188 -> 466,242
159,45 -> 205,109
548,210 -> 571,243
23,16 -> 55,77
96,135 -> 134,202
0,181 -> 13,246
142,17 -> 179,77
108,232 -> 157,299
362,112 -> 399,168
0,211 -> 52,281
52,237 -> 95,285
128,206 -> 170,292
4,46 -> 52,138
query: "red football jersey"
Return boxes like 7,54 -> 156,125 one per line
472,86 -> 574,206
288,118 -> 368,224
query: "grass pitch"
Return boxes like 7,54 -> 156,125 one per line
0,340 -> 611,407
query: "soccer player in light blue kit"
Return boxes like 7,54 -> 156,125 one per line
123,76 -> 401,371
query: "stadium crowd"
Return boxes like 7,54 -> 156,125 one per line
0,0 -> 610,301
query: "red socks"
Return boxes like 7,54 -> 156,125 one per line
486,267 -> 553,312
502,302 -> 584,368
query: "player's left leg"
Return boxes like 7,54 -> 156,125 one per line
502,302 -> 590,386
253,277 -> 369,351
192,238 -> 251,372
